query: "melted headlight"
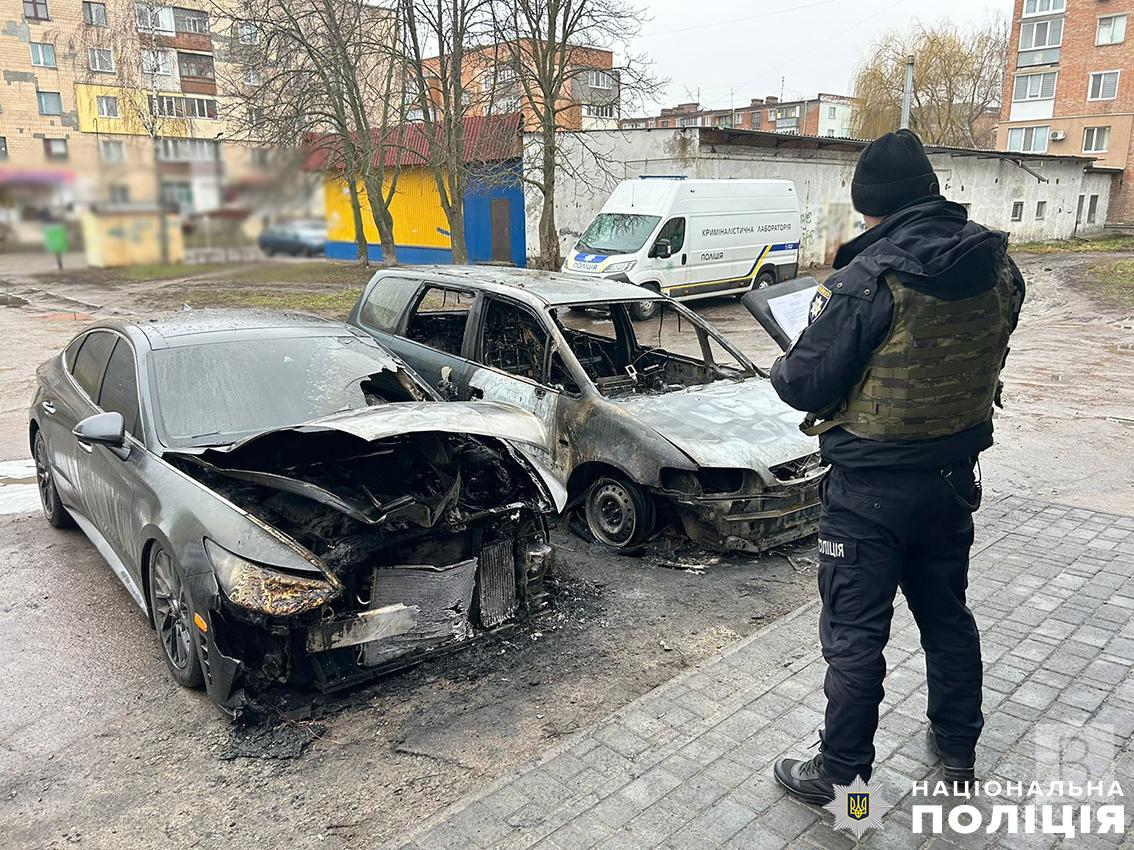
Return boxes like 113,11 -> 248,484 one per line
204,539 -> 338,618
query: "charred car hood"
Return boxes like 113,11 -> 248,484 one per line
611,378 -> 818,474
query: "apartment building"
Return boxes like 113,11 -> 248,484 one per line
997,0 -> 1134,224
424,42 -> 619,132
621,93 -> 856,138
0,0 -> 271,238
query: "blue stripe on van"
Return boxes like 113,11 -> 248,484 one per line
770,242 -> 799,251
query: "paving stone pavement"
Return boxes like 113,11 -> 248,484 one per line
388,497 -> 1134,849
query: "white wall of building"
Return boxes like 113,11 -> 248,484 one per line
817,101 -> 855,138
524,129 -> 1112,267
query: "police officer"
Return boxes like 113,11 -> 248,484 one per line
769,130 -> 1025,804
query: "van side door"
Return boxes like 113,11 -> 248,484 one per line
647,216 -> 689,296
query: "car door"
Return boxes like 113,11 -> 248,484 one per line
648,216 -> 689,296
393,282 -> 480,395
87,337 -> 147,568
40,330 -> 115,511
467,296 -> 567,475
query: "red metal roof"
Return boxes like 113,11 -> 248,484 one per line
303,112 -> 522,172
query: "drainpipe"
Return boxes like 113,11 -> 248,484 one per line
900,55 -> 914,130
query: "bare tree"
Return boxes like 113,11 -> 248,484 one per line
491,0 -> 659,269
400,0 -> 500,264
852,17 -> 1008,148
216,0 -> 406,265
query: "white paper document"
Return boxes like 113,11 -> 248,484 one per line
767,284 -> 819,342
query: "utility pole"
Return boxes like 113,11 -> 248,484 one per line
900,54 -> 914,130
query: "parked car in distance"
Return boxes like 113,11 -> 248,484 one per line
29,311 -> 558,712
562,177 -> 801,320
348,267 -> 825,553
258,220 -> 327,256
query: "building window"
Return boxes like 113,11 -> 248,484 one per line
1011,201 -> 1024,222
88,47 -> 115,73
29,42 -> 56,67
82,1 -> 107,25
160,181 -> 193,208
150,95 -> 183,117
244,68 -> 261,86
828,106 -> 837,119
0,137 -> 8,160
251,147 -> 270,167
185,97 -> 217,118
588,69 -> 614,90
584,103 -> 615,119
109,184 -> 130,203
99,139 -> 125,162
236,21 -> 258,44
173,7 -> 208,33
1022,0 -> 1064,14
1020,18 -> 1063,51
1097,15 -> 1126,46
23,0 -> 49,20
1035,200 -> 1046,220
1088,71 -> 1120,101
136,3 -> 172,32
1087,194 -> 1100,223
750,111 -> 760,129
1006,125 -> 1049,153
36,90 -> 63,115
43,138 -> 68,160
1013,71 -> 1057,101
157,138 -> 218,161
178,52 -> 214,79
1083,126 -> 1110,153
96,95 -> 119,117
141,49 -> 172,75
826,128 -> 836,137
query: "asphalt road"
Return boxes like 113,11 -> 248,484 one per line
0,251 -> 1131,848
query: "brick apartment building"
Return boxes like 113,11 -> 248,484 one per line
998,0 -> 1134,225
621,93 -> 856,138
423,42 -> 619,132
0,0 -> 275,241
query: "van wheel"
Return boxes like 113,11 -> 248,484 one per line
755,269 -> 777,290
630,286 -> 661,321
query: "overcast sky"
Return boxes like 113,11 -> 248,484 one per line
629,0 -> 1012,114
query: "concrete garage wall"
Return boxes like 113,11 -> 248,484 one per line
526,129 -> 1113,268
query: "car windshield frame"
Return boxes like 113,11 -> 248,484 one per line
147,332 -> 427,449
549,299 -> 759,398
576,213 -> 661,255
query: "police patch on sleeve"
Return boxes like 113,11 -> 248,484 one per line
808,284 -> 832,324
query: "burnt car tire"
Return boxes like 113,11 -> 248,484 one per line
34,431 -> 73,529
148,545 -> 205,689
584,475 -> 655,550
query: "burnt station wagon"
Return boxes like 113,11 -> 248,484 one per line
348,267 -> 825,553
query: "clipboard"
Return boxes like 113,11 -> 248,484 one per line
741,275 -> 821,351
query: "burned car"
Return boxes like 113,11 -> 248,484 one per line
29,311 -> 557,711
347,267 -> 825,553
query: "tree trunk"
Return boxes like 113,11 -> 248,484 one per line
449,194 -> 468,264
538,136 -> 560,269
347,174 -> 370,267
362,176 -> 398,266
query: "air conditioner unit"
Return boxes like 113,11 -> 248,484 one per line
1050,130 -> 1066,141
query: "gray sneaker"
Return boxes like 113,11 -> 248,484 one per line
772,754 -> 836,805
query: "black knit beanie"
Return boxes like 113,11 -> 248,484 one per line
851,129 -> 939,217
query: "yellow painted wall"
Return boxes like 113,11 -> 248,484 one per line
82,211 -> 185,267
325,168 -> 452,249
75,83 -> 194,137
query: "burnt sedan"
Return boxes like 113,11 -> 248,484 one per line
29,311 -> 557,712
348,267 -> 825,553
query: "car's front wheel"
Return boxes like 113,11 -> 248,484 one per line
33,431 -> 72,528
584,475 -> 654,550
148,545 -> 204,689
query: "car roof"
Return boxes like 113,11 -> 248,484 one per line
379,265 -> 667,308
92,310 -> 359,350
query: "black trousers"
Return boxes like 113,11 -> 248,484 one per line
816,460 -> 984,784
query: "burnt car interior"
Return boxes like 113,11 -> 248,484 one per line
404,285 -> 474,356
551,303 -> 752,397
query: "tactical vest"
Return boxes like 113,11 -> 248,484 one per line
807,256 -> 1015,441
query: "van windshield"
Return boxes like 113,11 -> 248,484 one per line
576,213 -> 661,255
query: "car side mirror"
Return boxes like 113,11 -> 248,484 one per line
651,238 -> 672,259
74,412 -> 129,459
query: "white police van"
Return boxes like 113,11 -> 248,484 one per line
563,177 -> 801,319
